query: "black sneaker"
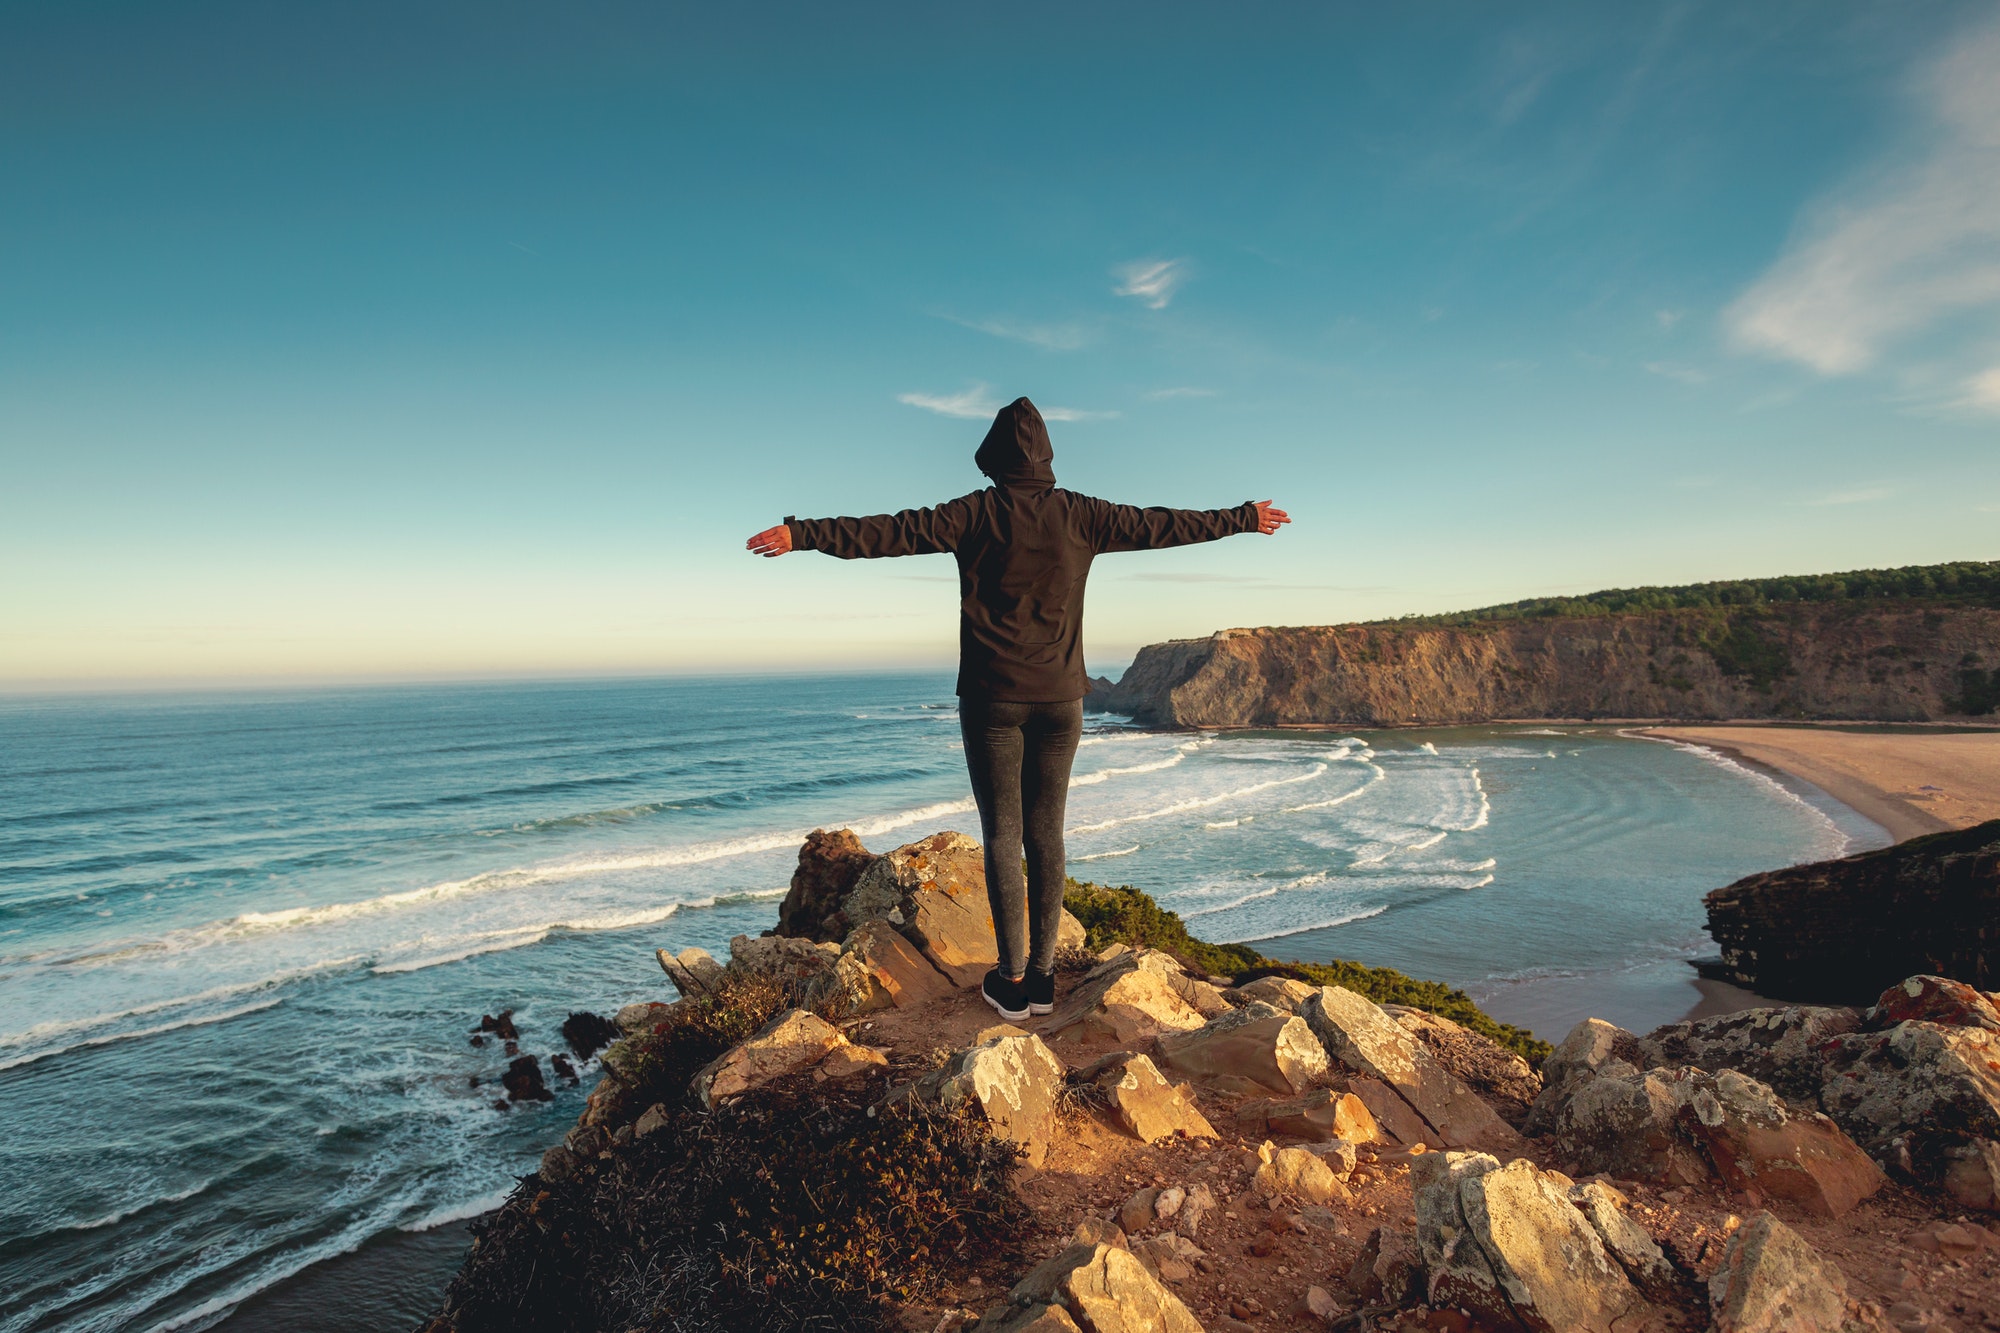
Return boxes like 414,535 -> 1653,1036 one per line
1025,968 -> 1056,1016
981,968 -> 1029,1021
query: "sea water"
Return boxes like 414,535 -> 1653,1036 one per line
0,674 -> 1883,1331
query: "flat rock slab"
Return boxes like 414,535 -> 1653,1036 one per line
844,917 -> 959,1009
1709,1211 -> 1849,1333
1094,1053 -> 1217,1144
1303,986 -> 1523,1154
1155,1002 -> 1328,1096
692,1008 -> 850,1108
1344,1076 -> 1432,1147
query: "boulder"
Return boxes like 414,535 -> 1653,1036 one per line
1528,1018 -> 1643,1132
775,827 -> 876,940
1637,1004 -> 1861,1104
1302,986 -> 1523,1153
691,1008 -> 849,1108
1545,1062 -> 1711,1185
1866,973 -> 2000,1033
1672,1067 -> 1885,1218
1566,1181 -> 1683,1301
1119,1187 -> 1159,1234
850,831 -> 996,985
1413,1151 -> 1644,1333
1045,951 -> 1209,1046
913,1031 -> 1067,1167
819,917 -> 957,1015
1707,1211 -> 1848,1333
1154,1002 -> 1329,1096
723,933 -> 841,986
656,945 -> 724,998
1942,1138 -> 2000,1211
1093,1053 -> 1217,1144
1006,1241 -> 1205,1333
1253,1141 -> 1348,1205
1233,1089 -> 1379,1144
1233,976 -> 1319,1012
1819,1019 -> 2000,1156
1386,1005 -> 1544,1127
614,1000 -> 677,1036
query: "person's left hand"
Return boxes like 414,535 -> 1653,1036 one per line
1253,501 -> 1291,535
746,523 -> 794,557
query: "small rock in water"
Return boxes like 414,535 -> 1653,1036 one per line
503,1040 -> 520,1057
491,1099 -> 511,1112
550,1053 -> 578,1083
474,1010 -> 520,1041
560,1011 -> 622,1061
502,1055 -> 554,1102
469,1034 -> 485,1048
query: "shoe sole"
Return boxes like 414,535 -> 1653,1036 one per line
1027,1001 -> 1054,1016
982,990 -> 1029,1022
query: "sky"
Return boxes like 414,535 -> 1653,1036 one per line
3,1 -> 1998,689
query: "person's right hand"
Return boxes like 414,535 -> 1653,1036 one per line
1253,501 -> 1291,535
746,523 -> 794,557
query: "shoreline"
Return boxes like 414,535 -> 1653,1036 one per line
1637,723 -> 2000,844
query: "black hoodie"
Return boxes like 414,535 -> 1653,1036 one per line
786,398 -> 1258,702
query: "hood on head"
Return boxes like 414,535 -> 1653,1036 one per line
975,397 -> 1056,487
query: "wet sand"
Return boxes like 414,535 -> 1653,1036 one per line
1642,724 -> 2000,844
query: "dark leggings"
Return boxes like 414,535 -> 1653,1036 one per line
959,696 -> 1084,978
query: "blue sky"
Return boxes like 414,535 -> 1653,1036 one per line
3,2 -> 1997,687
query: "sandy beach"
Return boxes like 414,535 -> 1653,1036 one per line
1642,723 -> 2000,843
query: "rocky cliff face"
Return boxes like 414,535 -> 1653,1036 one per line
1702,819 -> 2000,1003
1087,603 -> 2000,727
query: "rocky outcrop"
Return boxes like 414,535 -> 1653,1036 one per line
1303,985 -> 1524,1154
656,945 -> 724,998
1702,820 -> 2000,1001
1385,1004 -> 1544,1128
816,917 -> 958,1015
1044,949 -> 1211,1046
1637,1004 -> 1863,1103
1086,601 -> 2000,727
775,827 -> 877,939
1674,1068 -> 1887,1217
1153,1002 -> 1329,1096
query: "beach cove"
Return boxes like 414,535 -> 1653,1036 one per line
0,677 -> 1909,1330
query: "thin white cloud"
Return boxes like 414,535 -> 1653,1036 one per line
1113,258 -> 1189,309
1725,19 -> 2000,376
897,384 -> 1001,419
1799,485 -> 1894,507
895,385 -> 1116,423
1655,309 -> 1684,331
1144,387 -> 1216,400
942,314 -> 1092,352
1644,361 -> 1708,385
1958,364 -> 2000,413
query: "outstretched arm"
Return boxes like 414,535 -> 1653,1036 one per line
1087,497 -> 1289,552
746,499 -> 974,560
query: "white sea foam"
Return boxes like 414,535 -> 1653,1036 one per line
67,1178 -> 216,1233
0,998 -> 285,1073
1073,844 -> 1140,861
1069,747 -> 1190,787
1067,762 -> 1328,834
1205,818 -> 1242,829
400,1187 -> 513,1233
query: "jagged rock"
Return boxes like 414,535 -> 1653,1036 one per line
724,932 -> 841,986
1528,1018 -> 1644,1132
1413,1151 -> 1644,1333
1045,950 -> 1209,1046
474,1010 -> 520,1041
776,827 -> 877,940
502,1054 -> 554,1102
1155,1002 -> 1329,1096
910,1031 -> 1067,1167
1304,1138 -> 1359,1177
1153,1186 -> 1184,1220
656,946 -> 724,998
1233,1089 -> 1379,1143
1343,1075 -> 1432,1147
1943,1138 -> 2000,1210
1673,1067 -> 1885,1217
1253,1141 -> 1348,1205
1819,1019 -> 2000,1159
818,918 -> 957,1015
1346,1227 -> 1421,1306
691,1008 -> 849,1108
1386,1005 -> 1544,1127
1303,1285 -> 1340,1321
1093,1053 -> 1217,1143
1708,1211 -> 1848,1333
633,1103 -> 670,1138
1567,1180 -> 1684,1301
851,832 -> 997,985
615,1000 -> 677,1036
1232,976 -> 1319,1012
560,1010 -> 622,1060
1007,1241 -> 1204,1333
1545,1062 -> 1712,1185
1637,1004 -> 1861,1104
1867,973 -> 2000,1033
1302,986 -> 1522,1153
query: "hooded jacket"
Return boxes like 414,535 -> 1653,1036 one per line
786,398 -> 1258,701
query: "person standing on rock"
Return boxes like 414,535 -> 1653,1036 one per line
747,397 -> 1288,1021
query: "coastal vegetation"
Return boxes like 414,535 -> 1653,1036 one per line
1063,879 -> 1550,1062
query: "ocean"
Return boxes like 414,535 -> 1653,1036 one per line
0,674 -> 1885,1331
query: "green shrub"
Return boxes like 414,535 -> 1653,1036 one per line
1065,879 -> 1551,1063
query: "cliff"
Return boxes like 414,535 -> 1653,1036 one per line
1087,601 -> 2000,728
1702,818 -> 2000,1003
